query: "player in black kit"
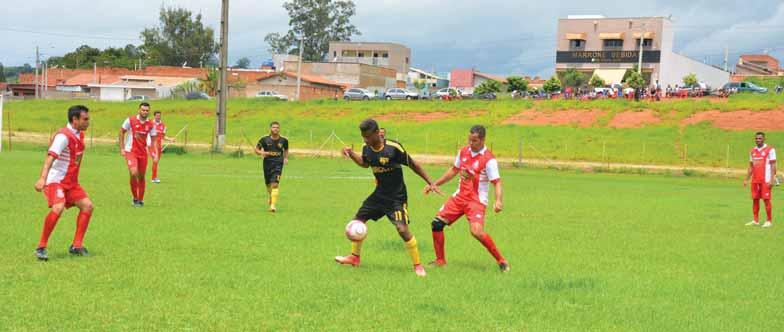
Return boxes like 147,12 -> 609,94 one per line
255,121 -> 289,212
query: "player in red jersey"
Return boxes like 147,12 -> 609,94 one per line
119,102 -> 158,207
33,105 -> 94,261
149,111 -> 168,184
425,125 -> 509,272
744,132 -> 776,228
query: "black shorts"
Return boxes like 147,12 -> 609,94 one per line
263,161 -> 283,185
355,194 -> 410,224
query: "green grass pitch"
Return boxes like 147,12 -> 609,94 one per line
1,147 -> 782,331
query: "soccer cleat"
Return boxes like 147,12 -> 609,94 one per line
745,221 -> 760,226
334,254 -> 360,267
269,205 -> 276,213
499,261 -> 511,272
68,245 -> 89,256
762,221 -> 773,228
152,178 -> 161,184
138,201 -> 144,207
132,199 -> 139,207
35,247 -> 48,261
414,264 -> 427,277
428,259 -> 447,267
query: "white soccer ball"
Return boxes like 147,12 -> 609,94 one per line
345,220 -> 368,241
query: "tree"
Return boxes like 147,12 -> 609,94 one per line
412,79 -> 426,91
561,68 -> 587,89
506,76 -> 528,93
621,65 -> 639,83
264,0 -> 361,61
682,73 -> 698,88
0,62 -> 6,82
234,57 -> 251,69
140,6 -> 217,67
201,68 -> 218,96
626,71 -> 646,90
474,79 -> 502,95
589,75 -> 606,88
543,76 -> 562,93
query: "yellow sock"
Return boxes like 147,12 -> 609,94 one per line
270,188 -> 279,206
404,236 -> 421,266
351,240 -> 363,256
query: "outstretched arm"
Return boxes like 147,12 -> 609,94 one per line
409,157 -> 443,195
343,147 -> 368,168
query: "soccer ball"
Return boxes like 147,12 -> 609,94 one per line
345,220 -> 368,241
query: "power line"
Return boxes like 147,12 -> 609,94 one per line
0,27 -> 139,41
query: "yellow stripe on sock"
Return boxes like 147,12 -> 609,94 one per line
351,240 -> 363,256
404,236 -> 421,266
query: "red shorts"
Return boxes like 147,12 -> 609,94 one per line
44,183 -> 88,208
751,182 -> 772,200
125,153 -> 148,173
438,196 -> 487,224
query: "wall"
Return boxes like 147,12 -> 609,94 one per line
659,53 -> 730,89
283,61 -> 395,90
240,76 -> 343,101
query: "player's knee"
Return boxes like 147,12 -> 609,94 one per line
51,205 -> 65,215
82,202 -> 94,213
431,217 -> 446,232
469,225 -> 485,239
394,222 -> 408,234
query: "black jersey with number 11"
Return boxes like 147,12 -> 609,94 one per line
362,139 -> 411,202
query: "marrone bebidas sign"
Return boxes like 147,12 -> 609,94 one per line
556,51 -> 661,63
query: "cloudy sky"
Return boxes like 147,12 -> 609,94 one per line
2,0 -> 783,77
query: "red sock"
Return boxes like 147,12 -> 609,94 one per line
432,231 -> 446,262
152,162 -> 158,179
138,178 -> 146,201
72,211 -> 92,248
753,199 -> 760,222
764,199 -> 772,222
130,178 -> 138,200
479,233 -> 505,263
38,211 -> 61,248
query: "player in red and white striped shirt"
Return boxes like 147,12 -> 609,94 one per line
119,102 -> 159,207
149,111 -> 167,184
33,105 -> 94,261
744,132 -> 776,228
425,125 -> 509,272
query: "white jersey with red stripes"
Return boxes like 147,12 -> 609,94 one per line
46,124 -> 85,188
122,116 -> 157,156
452,146 -> 500,205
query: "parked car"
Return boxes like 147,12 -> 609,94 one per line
343,88 -> 376,101
721,82 -> 768,94
384,88 -> 419,100
256,90 -> 288,101
476,92 -> 497,100
434,87 -> 466,98
127,95 -> 149,101
185,92 -> 212,100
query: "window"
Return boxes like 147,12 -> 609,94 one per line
382,52 -> 389,58
405,57 -> 409,64
635,39 -> 653,48
373,52 -> 379,57
603,39 -> 623,48
357,52 -> 364,58
569,39 -> 585,50
333,51 -> 336,57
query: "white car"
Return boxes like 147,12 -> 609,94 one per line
256,90 -> 288,101
435,87 -> 467,98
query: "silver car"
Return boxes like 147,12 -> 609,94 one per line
384,88 -> 419,100
343,88 -> 376,101
256,90 -> 288,101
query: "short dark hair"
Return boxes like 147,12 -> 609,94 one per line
139,102 -> 150,108
270,121 -> 280,127
359,119 -> 379,134
67,105 -> 89,123
756,132 -> 765,137
153,111 -> 161,115
380,127 -> 386,131
469,125 -> 486,139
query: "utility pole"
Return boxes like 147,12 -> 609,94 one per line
35,46 -> 39,99
214,0 -> 229,152
295,33 -> 304,101
43,60 -> 47,95
93,62 -> 97,84
724,46 -> 729,72
637,30 -> 644,74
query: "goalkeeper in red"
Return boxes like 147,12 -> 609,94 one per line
425,125 -> 509,272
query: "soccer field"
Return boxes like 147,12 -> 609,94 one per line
2,147 -> 782,331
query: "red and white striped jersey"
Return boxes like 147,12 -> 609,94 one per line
46,124 -> 85,188
452,146 -> 500,205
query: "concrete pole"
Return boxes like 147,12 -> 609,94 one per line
296,34 -> 304,101
214,0 -> 229,152
35,46 -> 39,99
